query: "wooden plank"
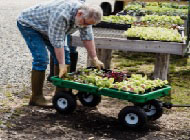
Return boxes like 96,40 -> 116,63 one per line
71,34 -> 186,55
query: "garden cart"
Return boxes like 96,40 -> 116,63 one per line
50,73 -> 171,130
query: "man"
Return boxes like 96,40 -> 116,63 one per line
17,0 -> 104,107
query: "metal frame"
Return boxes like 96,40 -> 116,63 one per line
187,0 -> 190,45
185,0 -> 190,54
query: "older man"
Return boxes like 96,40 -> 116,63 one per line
17,0 -> 104,107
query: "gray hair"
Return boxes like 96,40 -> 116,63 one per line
79,4 -> 103,24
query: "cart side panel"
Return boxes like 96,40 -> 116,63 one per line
51,76 -> 98,93
140,86 -> 171,102
98,88 -> 145,103
98,86 -> 171,103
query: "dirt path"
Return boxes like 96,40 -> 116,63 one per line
0,82 -> 190,140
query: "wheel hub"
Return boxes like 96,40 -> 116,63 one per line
143,105 -> 156,116
57,98 -> 68,109
83,93 -> 93,103
125,113 -> 139,125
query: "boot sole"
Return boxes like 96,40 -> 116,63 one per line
29,102 -> 53,109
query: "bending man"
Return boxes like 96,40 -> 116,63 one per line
17,0 -> 104,107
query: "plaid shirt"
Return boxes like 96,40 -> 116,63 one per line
17,0 -> 93,48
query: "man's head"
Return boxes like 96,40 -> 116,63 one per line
75,4 -> 103,28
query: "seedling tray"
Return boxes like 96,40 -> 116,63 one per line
51,76 -> 171,103
93,21 -> 131,30
127,37 -> 183,43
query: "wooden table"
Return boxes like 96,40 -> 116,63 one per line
71,28 -> 187,80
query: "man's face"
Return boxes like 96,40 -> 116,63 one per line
75,11 -> 96,28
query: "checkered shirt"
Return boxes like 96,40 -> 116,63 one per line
17,0 -> 93,48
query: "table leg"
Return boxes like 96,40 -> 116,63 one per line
153,53 -> 170,80
87,48 -> 112,69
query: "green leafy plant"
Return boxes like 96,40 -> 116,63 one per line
102,15 -> 137,24
140,15 -> 184,26
124,27 -> 184,42
123,2 -> 188,19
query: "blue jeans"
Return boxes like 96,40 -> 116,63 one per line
17,21 -> 71,71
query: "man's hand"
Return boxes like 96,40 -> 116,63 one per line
92,57 -> 104,70
59,64 -> 68,78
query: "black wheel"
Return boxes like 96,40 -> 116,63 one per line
101,4 -> 111,16
53,92 -> 76,114
78,92 -> 101,107
113,1 -> 124,14
118,106 -> 147,129
135,100 -> 163,121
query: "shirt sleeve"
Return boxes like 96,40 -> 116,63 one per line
48,10 -> 67,48
79,25 -> 94,41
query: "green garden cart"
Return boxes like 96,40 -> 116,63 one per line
51,75 -> 171,129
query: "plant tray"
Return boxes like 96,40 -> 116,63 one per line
51,76 -> 171,103
126,37 -> 183,43
94,21 -> 131,30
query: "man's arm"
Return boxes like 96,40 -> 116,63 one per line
83,39 -> 104,69
80,26 -> 104,69
83,40 -> 96,59
54,47 -> 65,64
54,47 -> 68,78
48,9 -> 69,77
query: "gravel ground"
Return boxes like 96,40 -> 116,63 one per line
0,0 -> 87,92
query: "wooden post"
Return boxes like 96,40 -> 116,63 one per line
87,48 -> 112,69
153,53 -> 170,80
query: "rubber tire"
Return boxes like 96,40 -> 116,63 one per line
53,92 -> 76,114
102,4 -> 111,16
78,92 -> 101,107
118,106 -> 147,129
135,100 -> 163,121
113,1 -> 124,14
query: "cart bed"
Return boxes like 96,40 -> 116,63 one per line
51,76 -> 171,103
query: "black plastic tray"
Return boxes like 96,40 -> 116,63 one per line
94,21 -> 131,30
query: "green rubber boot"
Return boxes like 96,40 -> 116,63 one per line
70,52 -> 78,73
29,70 -> 52,107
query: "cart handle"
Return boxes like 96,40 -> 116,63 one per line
163,102 -> 190,109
